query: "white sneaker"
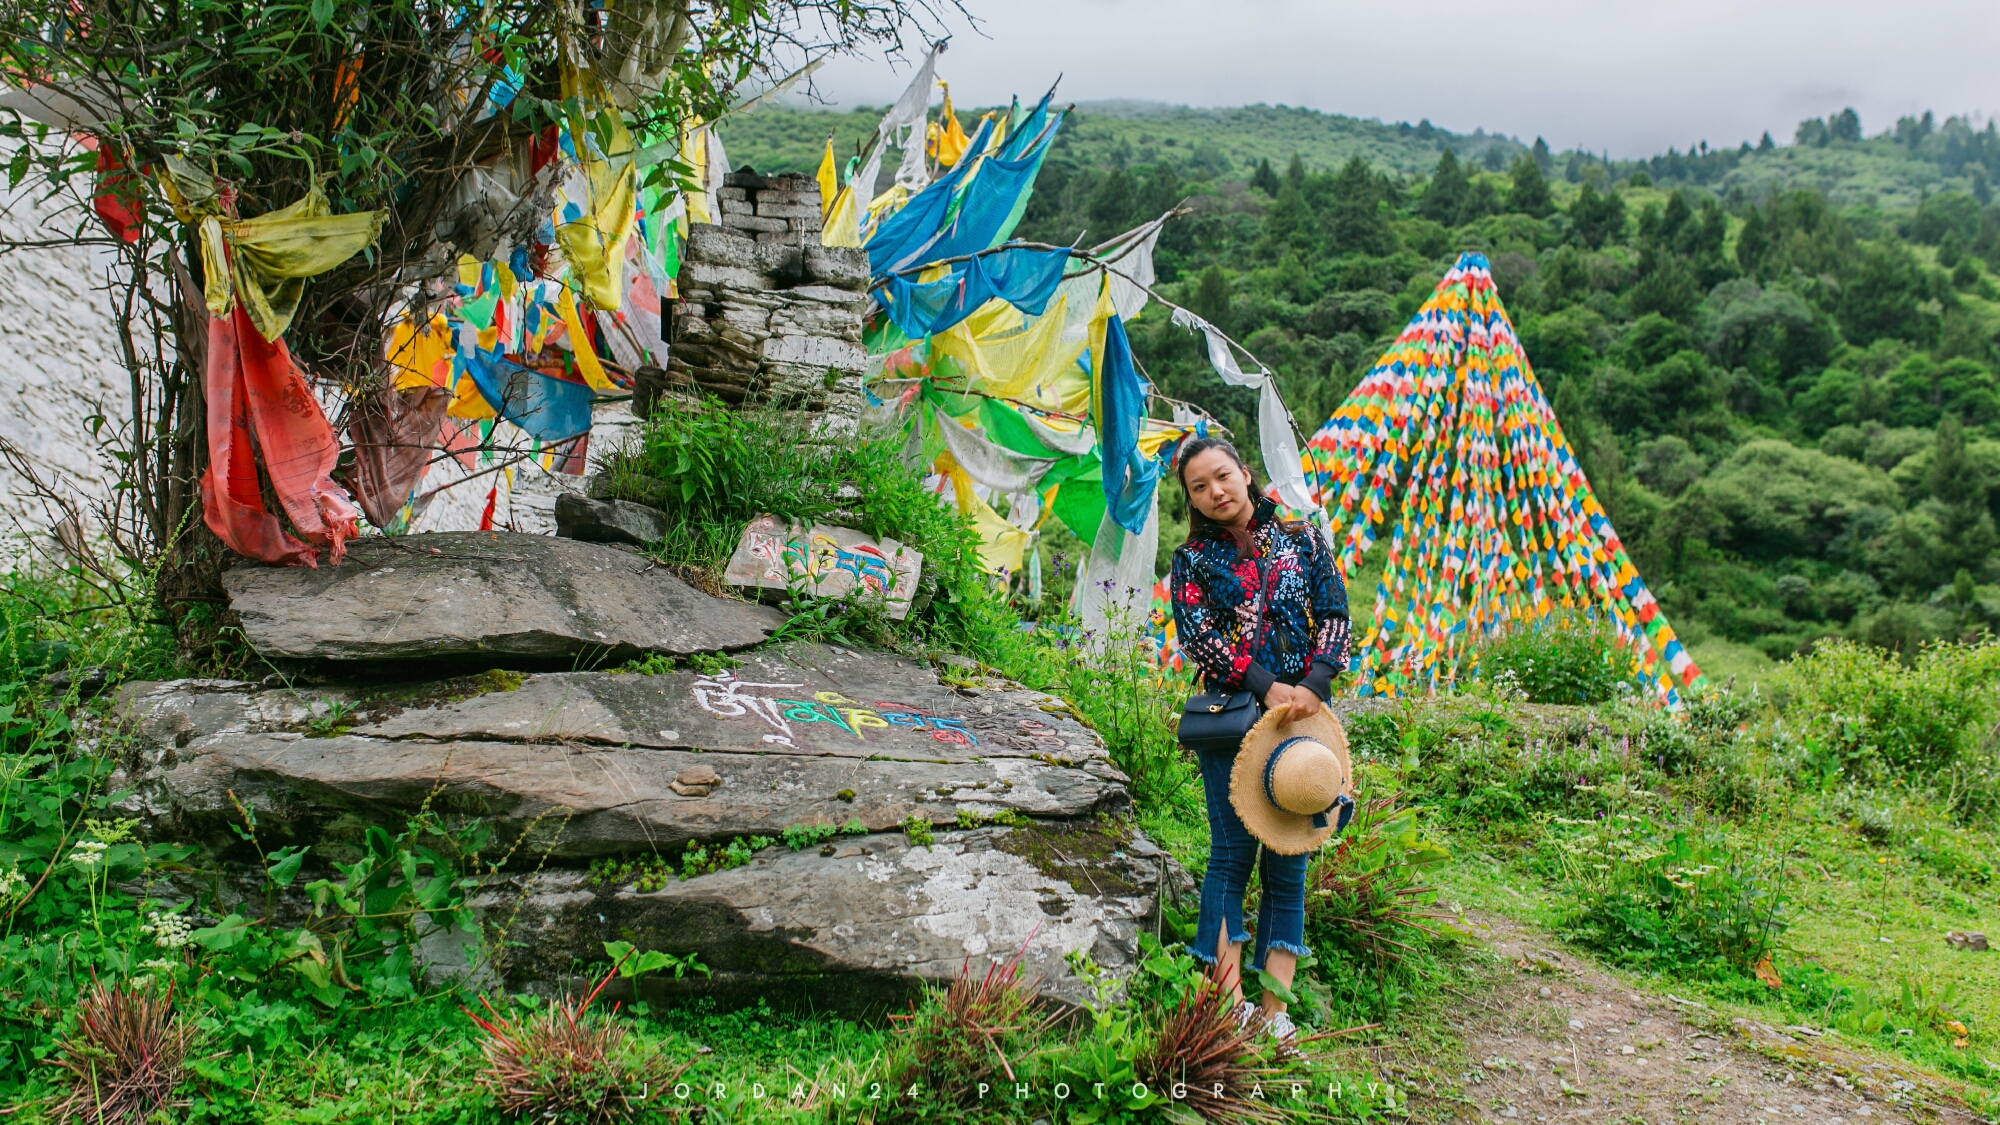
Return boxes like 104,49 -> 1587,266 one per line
1232,999 -> 1259,1029
1263,1010 -> 1302,1057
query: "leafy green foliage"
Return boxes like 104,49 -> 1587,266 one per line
1777,638 -> 2000,813
586,854 -> 679,893
602,941 -> 709,984
676,836 -> 773,880
781,821 -> 838,851
1550,817 -> 1789,977
1304,793 -> 1453,972
1473,614 -> 1635,704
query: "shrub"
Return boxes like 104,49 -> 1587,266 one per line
1409,719 -> 1659,825
1553,818 -> 1788,977
467,968 -> 685,1124
1472,614 -> 1635,704
597,396 -> 990,639
1303,794 -> 1453,971
1776,637 -> 2000,791
45,980 -> 195,1125
1134,971 -> 1287,1125
885,939 -> 1056,1110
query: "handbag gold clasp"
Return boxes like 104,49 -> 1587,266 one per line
1208,704 -> 1223,712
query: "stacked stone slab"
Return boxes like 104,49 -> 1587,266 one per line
108,643 -> 1192,1012
664,171 -> 871,422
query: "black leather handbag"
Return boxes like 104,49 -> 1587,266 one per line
1178,688 -> 1262,757
1176,553 -> 1268,757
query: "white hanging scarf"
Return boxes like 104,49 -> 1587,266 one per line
851,43 -> 942,205
932,407 -> 1058,495
1171,307 -> 1318,517
1074,493 -> 1160,644
1101,221 -> 1163,322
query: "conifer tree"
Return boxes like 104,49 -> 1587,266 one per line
1420,149 -> 1470,226
1250,157 -> 1281,196
1509,155 -> 1553,218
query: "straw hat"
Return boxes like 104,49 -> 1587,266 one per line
1228,707 -> 1355,855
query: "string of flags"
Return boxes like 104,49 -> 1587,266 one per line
1298,253 -> 1702,704
836,50 -> 1227,633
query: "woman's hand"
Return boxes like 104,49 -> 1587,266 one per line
1263,683 -> 1324,724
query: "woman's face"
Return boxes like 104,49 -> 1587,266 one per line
1183,448 -> 1253,527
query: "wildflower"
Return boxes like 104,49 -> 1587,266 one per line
0,865 -> 25,903
82,818 -> 138,845
140,911 -> 193,951
69,840 -> 109,869
130,957 -> 181,990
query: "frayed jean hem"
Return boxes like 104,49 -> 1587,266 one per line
1184,927 -> 1254,965
1261,939 -> 1312,959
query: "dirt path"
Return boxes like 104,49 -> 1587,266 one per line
1398,912 -> 1985,1125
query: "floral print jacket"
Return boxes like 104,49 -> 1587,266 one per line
1169,496 -> 1351,701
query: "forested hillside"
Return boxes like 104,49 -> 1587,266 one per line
723,100 -> 2000,675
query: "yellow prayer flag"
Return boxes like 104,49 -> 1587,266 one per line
449,367 -> 497,420
1086,275 -> 1117,427
554,156 -> 636,310
821,184 -> 863,247
556,284 -> 618,392
386,312 -> 452,391
685,124 -> 711,226
935,451 -> 1031,574
927,83 -> 971,168
815,137 -> 839,219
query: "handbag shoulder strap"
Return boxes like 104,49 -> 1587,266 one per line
1248,533 -> 1271,637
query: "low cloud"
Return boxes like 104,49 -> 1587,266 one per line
796,0 -> 1999,157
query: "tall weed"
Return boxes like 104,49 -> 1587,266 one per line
1303,792 -> 1453,972
1549,816 -> 1789,979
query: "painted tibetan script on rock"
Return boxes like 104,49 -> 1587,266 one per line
688,671 -> 975,752
723,514 -> 922,619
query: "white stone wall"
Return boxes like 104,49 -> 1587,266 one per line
0,179 -> 130,560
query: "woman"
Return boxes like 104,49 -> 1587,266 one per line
1168,437 -> 1350,1045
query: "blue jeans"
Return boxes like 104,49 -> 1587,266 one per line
1188,744 -> 1311,976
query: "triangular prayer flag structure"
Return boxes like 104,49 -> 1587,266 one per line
1301,252 -> 1704,706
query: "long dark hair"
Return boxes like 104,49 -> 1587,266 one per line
1175,437 -> 1258,541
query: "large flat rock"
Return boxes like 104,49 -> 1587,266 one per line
107,644 -> 1177,1010
110,645 -> 1128,858
485,823 -> 1188,1013
221,531 -> 786,663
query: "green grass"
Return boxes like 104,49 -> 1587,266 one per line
1682,633 -> 1781,694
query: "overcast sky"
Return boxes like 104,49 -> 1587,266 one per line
798,0 -> 2000,158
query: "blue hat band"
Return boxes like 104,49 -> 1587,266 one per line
1262,736 -> 1356,832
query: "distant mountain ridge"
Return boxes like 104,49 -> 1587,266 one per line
720,97 -> 1991,211
718,98 -> 1531,184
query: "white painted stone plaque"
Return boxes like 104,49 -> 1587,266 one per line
723,514 -> 923,619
